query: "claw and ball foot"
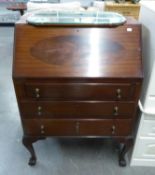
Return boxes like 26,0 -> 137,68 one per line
115,138 -> 133,167
22,136 -> 38,166
29,157 -> 36,166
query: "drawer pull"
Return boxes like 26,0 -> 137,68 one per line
112,125 -> 116,135
116,88 -> 122,100
36,94 -> 40,98
113,106 -> 119,116
35,88 -> 40,98
37,106 -> 42,116
76,122 -> 80,135
35,88 -> 40,92
38,111 -> 42,116
41,125 -> 44,129
40,125 -> 45,134
38,106 -> 42,111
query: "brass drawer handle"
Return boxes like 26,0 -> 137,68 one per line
116,88 -> 122,100
35,88 -> 40,92
113,106 -> 119,116
112,125 -> 116,135
35,88 -> 40,98
36,94 -> 40,98
37,106 -> 42,116
38,106 -> 42,111
40,125 -> 45,134
76,122 -> 80,135
38,111 -> 42,116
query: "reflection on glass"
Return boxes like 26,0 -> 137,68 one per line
27,11 -> 126,26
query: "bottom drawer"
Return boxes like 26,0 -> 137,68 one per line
23,119 -> 132,137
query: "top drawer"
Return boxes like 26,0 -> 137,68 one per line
24,83 -> 134,101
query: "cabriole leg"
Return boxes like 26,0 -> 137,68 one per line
22,136 -> 38,166
118,138 -> 133,167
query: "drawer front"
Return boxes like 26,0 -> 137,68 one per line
133,138 -> 155,159
23,119 -> 132,137
79,119 -> 132,136
113,119 -> 133,136
23,119 -> 76,136
25,83 -> 134,101
140,119 -> 155,138
20,101 -> 135,119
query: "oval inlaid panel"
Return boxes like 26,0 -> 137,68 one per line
30,35 -> 124,65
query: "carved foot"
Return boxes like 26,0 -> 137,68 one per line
119,143 -> 127,167
22,136 -> 38,166
119,157 -> 126,167
29,157 -> 36,166
115,138 -> 133,167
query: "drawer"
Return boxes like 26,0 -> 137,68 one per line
79,119 -> 132,136
23,119 -> 76,136
24,83 -> 134,101
20,101 -> 135,119
133,138 -> 155,159
23,119 -> 132,136
140,119 -> 155,138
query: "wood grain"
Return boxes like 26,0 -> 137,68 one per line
20,101 -> 135,119
13,23 -> 143,79
13,19 -> 143,166
23,119 -> 132,136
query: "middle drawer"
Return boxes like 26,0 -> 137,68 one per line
20,101 -> 135,119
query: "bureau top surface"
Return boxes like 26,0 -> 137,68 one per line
13,21 -> 143,79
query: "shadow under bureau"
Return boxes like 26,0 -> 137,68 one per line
13,18 -> 143,166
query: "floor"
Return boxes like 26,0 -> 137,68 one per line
0,3 -> 20,24
0,18 -> 155,175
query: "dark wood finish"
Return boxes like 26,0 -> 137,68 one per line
24,82 -> 134,101
13,19 -> 143,166
115,138 -> 133,166
13,24 -> 143,79
22,136 -> 45,166
7,3 -> 27,16
23,119 -> 132,137
23,119 -> 76,136
79,119 -> 132,136
20,101 -> 135,118
22,136 -> 37,166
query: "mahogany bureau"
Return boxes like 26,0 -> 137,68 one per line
13,18 -> 143,166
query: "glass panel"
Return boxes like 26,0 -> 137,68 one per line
26,11 -> 126,26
